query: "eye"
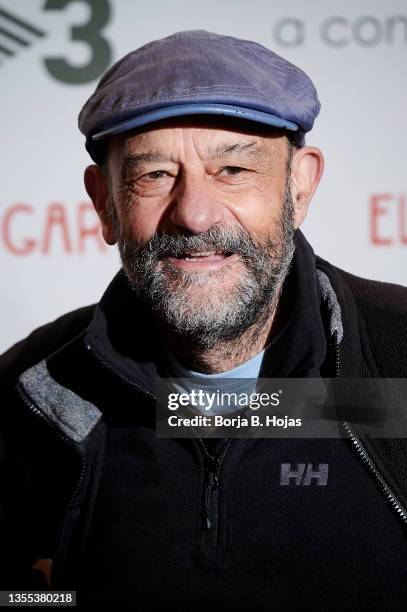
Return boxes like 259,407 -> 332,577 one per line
221,166 -> 245,176
133,168 -> 176,196
135,170 -> 175,188
142,170 -> 168,180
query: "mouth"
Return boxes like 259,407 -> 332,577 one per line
173,250 -> 233,261
164,250 -> 238,270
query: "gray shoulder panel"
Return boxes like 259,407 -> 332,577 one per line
18,360 -> 101,443
317,269 -> 344,344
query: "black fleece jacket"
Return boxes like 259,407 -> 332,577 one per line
1,231 -> 407,611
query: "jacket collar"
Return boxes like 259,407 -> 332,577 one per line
84,268 -> 164,398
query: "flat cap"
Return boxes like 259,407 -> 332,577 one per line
78,30 -> 321,162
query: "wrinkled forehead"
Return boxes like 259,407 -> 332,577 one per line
105,115 -> 291,172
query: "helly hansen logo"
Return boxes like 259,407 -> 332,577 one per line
280,463 -> 329,486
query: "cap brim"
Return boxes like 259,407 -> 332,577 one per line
91,103 -> 299,142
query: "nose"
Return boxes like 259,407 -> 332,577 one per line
169,170 -> 223,234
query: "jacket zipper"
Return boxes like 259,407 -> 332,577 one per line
342,421 -> 407,524
332,331 -> 340,378
16,384 -> 87,587
197,437 -> 233,548
331,331 -> 407,526
88,340 -> 234,546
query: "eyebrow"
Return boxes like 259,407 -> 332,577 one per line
208,140 -> 265,158
121,140 -> 266,174
121,151 -> 168,175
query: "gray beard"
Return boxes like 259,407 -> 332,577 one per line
117,186 -> 295,349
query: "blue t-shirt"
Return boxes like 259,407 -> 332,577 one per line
163,344 -> 270,415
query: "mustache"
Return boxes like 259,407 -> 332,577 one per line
134,226 -> 262,259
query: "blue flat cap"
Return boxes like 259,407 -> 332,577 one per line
78,30 -> 321,162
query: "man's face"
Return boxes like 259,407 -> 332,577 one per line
100,120 -> 296,348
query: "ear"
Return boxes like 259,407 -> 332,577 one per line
289,146 -> 324,229
84,164 -> 117,245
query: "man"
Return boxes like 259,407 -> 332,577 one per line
1,30 -> 407,610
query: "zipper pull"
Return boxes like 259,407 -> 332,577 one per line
203,458 -> 219,530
